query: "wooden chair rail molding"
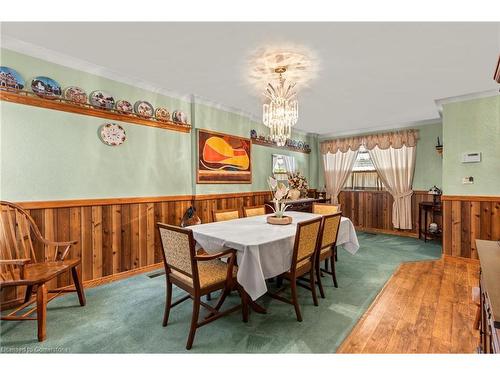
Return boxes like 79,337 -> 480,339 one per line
441,195 -> 500,202
0,90 -> 191,133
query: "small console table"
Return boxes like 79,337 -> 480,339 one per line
418,200 -> 442,242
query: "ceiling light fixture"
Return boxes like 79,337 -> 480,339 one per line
262,66 -> 298,147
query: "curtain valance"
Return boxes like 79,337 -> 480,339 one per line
320,129 -> 419,154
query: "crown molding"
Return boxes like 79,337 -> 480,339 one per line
318,118 -> 441,140
435,89 -> 500,115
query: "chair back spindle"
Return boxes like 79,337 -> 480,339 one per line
0,202 -> 37,282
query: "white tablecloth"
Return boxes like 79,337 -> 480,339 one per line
191,211 -> 359,300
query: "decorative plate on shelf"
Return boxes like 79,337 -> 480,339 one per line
154,107 -> 170,121
134,100 -> 154,118
31,76 -> 62,99
63,86 -> 87,104
99,123 -> 126,146
115,99 -> 133,113
0,66 -> 25,90
172,110 -> 187,123
90,90 -> 115,109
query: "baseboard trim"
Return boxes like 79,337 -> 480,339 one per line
355,227 -> 419,238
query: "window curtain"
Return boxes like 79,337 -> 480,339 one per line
320,129 -> 418,228
323,149 -> 358,204
368,145 -> 416,229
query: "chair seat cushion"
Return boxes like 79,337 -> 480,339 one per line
171,259 -> 237,289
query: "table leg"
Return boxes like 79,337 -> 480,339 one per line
241,289 -> 267,314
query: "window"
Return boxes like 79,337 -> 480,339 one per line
344,146 -> 384,190
352,145 -> 375,171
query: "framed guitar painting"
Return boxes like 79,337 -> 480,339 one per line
197,129 -> 252,184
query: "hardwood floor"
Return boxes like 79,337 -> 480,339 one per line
338,256 -> 480,353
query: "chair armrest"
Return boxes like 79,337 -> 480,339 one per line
0,258 -> 31,266
194,248 -> 236,261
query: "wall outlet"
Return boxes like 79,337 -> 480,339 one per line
462,176 -> 474,184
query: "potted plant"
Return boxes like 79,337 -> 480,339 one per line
266,176 -> 292,224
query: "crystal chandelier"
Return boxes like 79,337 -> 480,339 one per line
262,66 -> 298,147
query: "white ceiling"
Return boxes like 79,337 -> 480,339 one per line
1,22 -> 499,135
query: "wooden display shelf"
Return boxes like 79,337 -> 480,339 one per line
0,89 -> 191,133
251,138 -> 311,154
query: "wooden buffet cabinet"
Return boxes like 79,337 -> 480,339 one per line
477,240 -> 500,353
264,197 -> 327,213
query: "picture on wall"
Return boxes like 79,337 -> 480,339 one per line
197,129 -> 252,184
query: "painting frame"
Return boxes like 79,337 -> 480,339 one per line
197,129 -> 252,184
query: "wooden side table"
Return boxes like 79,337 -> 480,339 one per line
418,201 -> 442,242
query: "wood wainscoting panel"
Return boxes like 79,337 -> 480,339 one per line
1,191 -> 271,308
338,190 -> 434,237
442,195 -> 500,260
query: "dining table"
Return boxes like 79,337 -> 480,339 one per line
191,211 -> 359,301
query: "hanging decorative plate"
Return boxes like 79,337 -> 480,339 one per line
90,90 -> 115,110
63,86 -> 87,104
0,66 -> 25,90
115,99 -> 133,113
172,110 -> 187,123
31,76 -> 62,99
99,123 -> 126,146
154,107 -> 170,121
134,100 -> 154,118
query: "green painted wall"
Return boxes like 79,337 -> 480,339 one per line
412,122 -> 443,190
317,122 -> 443,191
442,95 -> 500,196
0,48 -> 315,202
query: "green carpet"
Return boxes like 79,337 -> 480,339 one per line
0,233 -> 441,353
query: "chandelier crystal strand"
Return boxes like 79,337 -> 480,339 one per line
262,67 -> 298,147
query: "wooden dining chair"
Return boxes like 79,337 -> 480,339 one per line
157,223 -> 248,349
312,203 -> 341,215
312,203 -> 342,263
268,217 -> 322,322
243,205 -> 266,217
0,201 -> 85,342
315,213 -> 342,297
212,208 -> 240,222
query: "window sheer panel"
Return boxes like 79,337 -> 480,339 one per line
323,149 -> 358,204
368,145 -> 416,229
